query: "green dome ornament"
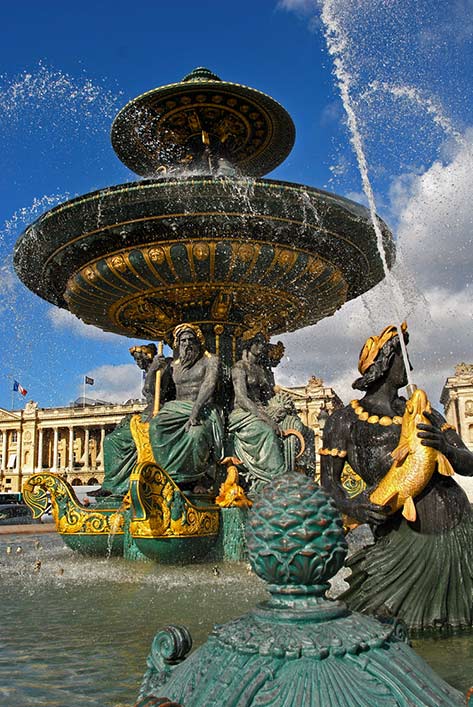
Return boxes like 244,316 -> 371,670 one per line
136,474 -> 464,706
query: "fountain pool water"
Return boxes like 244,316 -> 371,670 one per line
0,532 -> 266,706
1,531 -> 471,706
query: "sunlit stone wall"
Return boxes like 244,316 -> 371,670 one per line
441,363 -> 473,501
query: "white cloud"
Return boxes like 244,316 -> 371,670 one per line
395,150 -> 473,291
48,307 -> 125,342
81,363 -> 143,404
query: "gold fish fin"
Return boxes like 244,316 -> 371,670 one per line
437,454 -> 455,477
402,496 -> 417,522
391,443 -> 410,464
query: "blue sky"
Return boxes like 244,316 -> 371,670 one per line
1,0 -> 472,410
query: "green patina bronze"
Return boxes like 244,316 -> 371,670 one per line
136,474 -> 464,706
14,67 -> 394,371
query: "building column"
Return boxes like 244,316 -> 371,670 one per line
52,428 -> 59,472
84,427 -> 90,471
68,427 -> 74,470
37,428 -> 43,471
97,426 -> 106,467
1,431 -> 6,472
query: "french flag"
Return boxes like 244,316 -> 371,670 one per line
13,380 -> 27,396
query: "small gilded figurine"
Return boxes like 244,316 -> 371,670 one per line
320,323 -> 473,631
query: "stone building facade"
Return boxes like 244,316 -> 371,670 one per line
441,363 -> 473,501
0,377 -> 342,493
0,399 -> 144,493
441,363 -> 473,453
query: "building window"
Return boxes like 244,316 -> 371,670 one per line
7,454 -> 16,469
11,431 -> 17,443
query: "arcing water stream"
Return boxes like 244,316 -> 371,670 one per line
320,0 -> 413,383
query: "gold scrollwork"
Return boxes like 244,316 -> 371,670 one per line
341,462 -> 366,499
130,463 -> 219,539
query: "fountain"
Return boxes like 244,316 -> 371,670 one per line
15,67 -> 393,562
4,63 -> 473,707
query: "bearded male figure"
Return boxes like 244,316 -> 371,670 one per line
148,324 -> 224,488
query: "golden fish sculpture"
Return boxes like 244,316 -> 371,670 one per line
370,388 -> 454,522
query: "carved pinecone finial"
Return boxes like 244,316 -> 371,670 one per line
246,473 -> 347,595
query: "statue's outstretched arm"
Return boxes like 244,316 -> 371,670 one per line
417,409 -> 473,477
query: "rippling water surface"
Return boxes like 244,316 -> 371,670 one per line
0,532 -> 266,706
0,532 -> 471,706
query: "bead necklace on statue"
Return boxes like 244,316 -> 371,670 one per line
350,399 -> 403,427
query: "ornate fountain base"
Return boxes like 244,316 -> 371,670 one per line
22,465 -> 251,564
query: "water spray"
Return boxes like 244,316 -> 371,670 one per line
320,0 -> 414,392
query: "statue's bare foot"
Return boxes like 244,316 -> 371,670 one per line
192,483 -> 208,494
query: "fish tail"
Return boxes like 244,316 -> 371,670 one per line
402,495 -> 417,522
437,453 -> 455,477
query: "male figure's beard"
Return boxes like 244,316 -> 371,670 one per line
180,344 -> 200,369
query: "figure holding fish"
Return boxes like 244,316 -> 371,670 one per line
320,323 -> 473,631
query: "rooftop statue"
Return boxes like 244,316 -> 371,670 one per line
320,323 -> 473,631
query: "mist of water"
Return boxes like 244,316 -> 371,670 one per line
320,0 -> 417,385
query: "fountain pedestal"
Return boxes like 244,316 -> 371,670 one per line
136,474 -> 465,706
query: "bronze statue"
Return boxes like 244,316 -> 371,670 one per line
99,343 -> 161,497
320,323 -> 473,630
229,332 -> 286,489
148,324 -> 224,490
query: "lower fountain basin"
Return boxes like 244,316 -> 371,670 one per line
1,532 -> 471,707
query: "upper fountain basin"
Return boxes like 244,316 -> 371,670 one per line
13,176 -> 394,341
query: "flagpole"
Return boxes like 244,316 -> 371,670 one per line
83,377 -> 85,407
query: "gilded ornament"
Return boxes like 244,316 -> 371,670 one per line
110,255 -> 127,272
341,462 -> 366,499
129,462 -> 219,539
350,399 -> 402,426
370,388 -> 455,522
308,257 -> 325,276
237,243 -> 255,262
215,458 -> 252,509
358,322 -> 408,375
192,242 -> 210,261
84,267 -> 96,281
148,247 -> 166,264
319,448 -> 347,459
378,416 -> 393,426
278,249 -> 297,267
